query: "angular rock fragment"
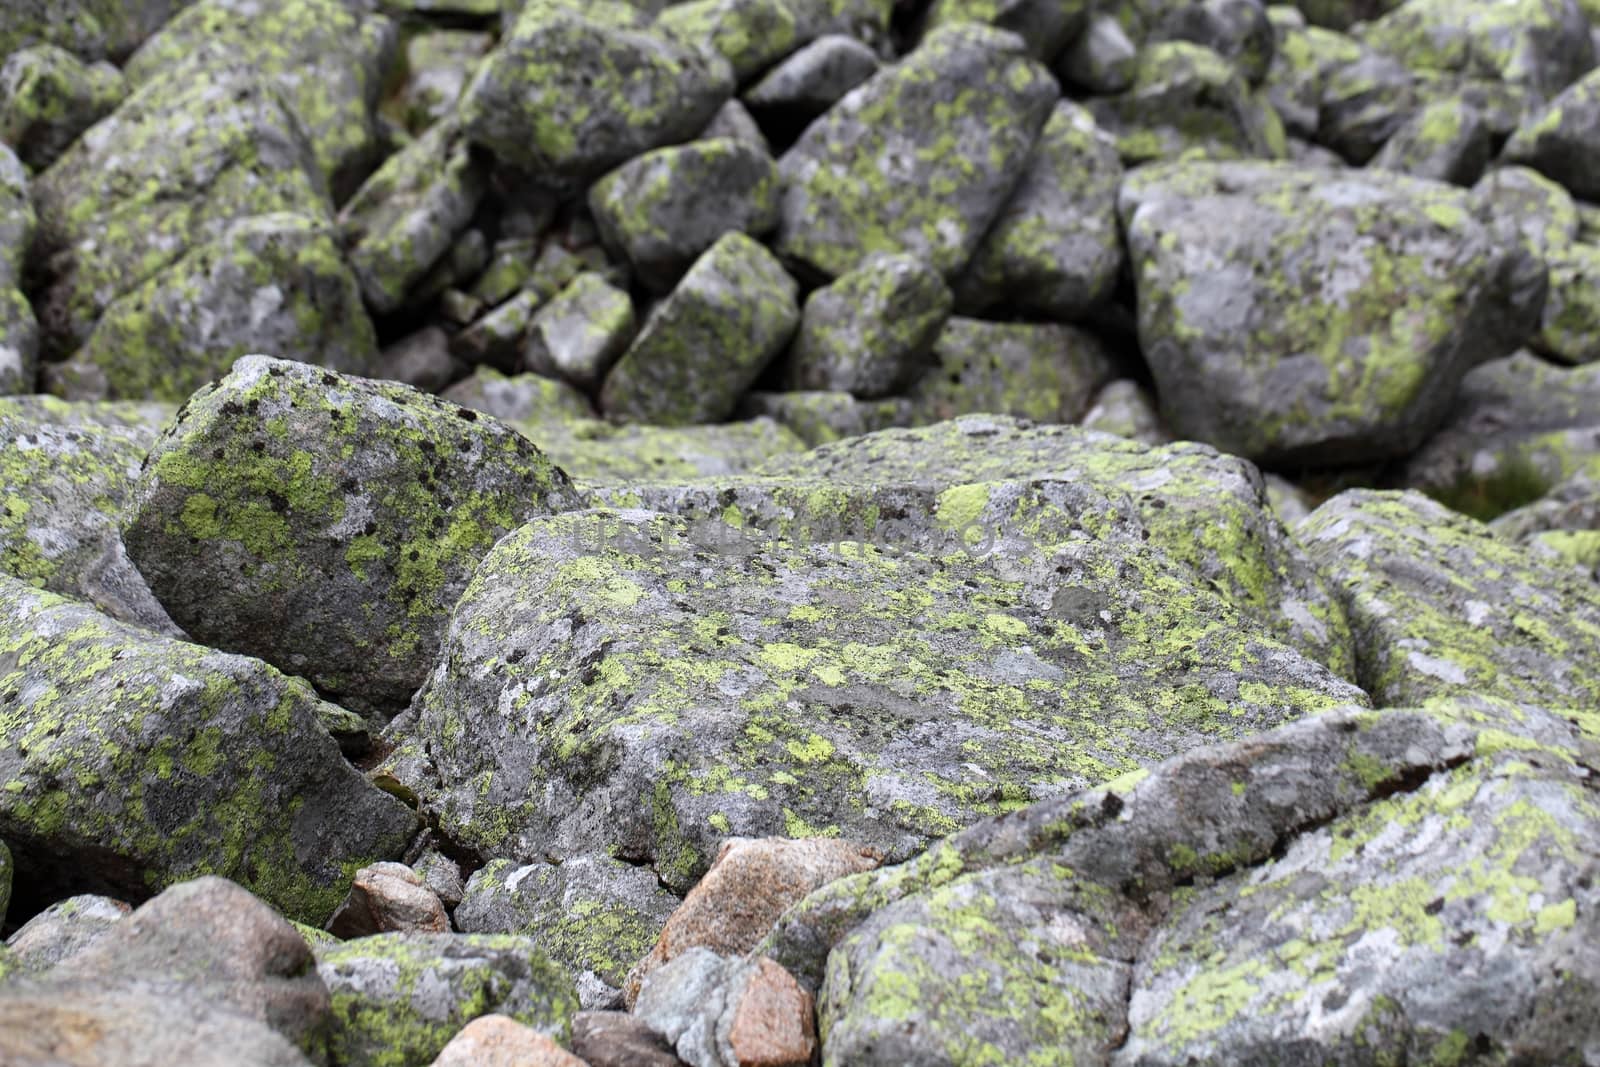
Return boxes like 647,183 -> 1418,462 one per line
382,505 -> 1363,893
1119,160 -> 1545,465
1261,19 -> 1363,138
0,578 -> 419,921
123,356 -> 584,713
1491,473 -> 1600,579
920,0 -> 1090,61
1503,66 -> 1600,201
600,233 -> 798,425
657,0 -> 801,81
1362,0 -> 1593,99
431,1015 -> 587,1067
441,366 -> 595,424
774,23 -> 1057,280
1056,11 -> 1138,93
738,390 -> 914,447
743,34 -> 879,130
589,138 -> 780,294
0,289 -> 37,397
1368,96 -> 1492,185
523,273 -> 638,390
1472,163 -> 1580,261
317,933 -> 578,1067
0,45 -> 124,171
30,66 -> 331,357
0,0 -> 188,63
328,862 -> 450,939
1316,51 -> 1422,163
905,317 -> 1117,425
954,101 -> 1123,320
1148,0 -> 1277,84
59,213 -> 379,402
781,253 -> 951,397
460,3 -> 731,190
1079,379 -> 1169,445
5,894 -> 130,971
1536,241 -> 1600,364
456,853 -> 680,1009
635,950 -> 816,1067
390,29 -> 491,136
572,1010 -> 682,1067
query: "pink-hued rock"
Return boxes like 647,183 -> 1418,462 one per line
430,1014 -> 589,1067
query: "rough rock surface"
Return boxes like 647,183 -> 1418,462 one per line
381,506 -> 1363,894
4,893 -> 130,971
1119,160 -> 1545,464
327,862 -> 450,939
0,45 -> 125,172
123,357 -> 584,714
635,950 -> 816,1067
906,316 -> 1118,425
430,1015 -> 587,1067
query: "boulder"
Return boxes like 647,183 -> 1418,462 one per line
743,34 -> 879,129
0,45 -> 125,171
5,894 -> 130,971
523,272 -> 638,389
634,950 -> 816,1067
430,1016 -> 587,1067
1368,96 -> 1493,185
904,317 -> 1117,426
1503,66 -> 1600,201
1362,0 -> 1593,99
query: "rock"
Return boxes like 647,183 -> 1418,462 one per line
455,853 -> 680,1009
625,837 -> 882,1007
378,327 -> 461,393
700,98 -> 770,150
340,118 -> 488,315
1535,240 -> 1600,364
0,142 -> 34,294
1503,67 -> 1600,201
1471,164 -> 1580,262
0,0 -> 188,63
1398,352 -> 1600,519
774,23 -> 1057,281
1079,379 -> 1170,445
327,862 -> 450,939
572,1011 -> 682,1066
743,34 -> 879,129
953,101 -> 1124,320
390,29 -> 492,136
600,233 -> 798,425
737,391 -> 914,447
657,0 -> 801,81
0,289 -> 38,397
122,0 -> 398,198
1316,50 -> 1422,163
442,365 -> 595,424
1087,42 -> 1286,164
5,894 -> 130,971
905,317 -> 1117,425
523,273 -> 638,390
1361,0 -> 1593,99
0,577 -> 419,921
0,838 -> 9,927
1367,96 -> 1492,185
920,0 -> 1090,62
589,139 -> 780,294
0,45 -> 124,172
1055,11 -> 1138,93
380,504 -> 1363,894
1149,0 -> 1277,84
1298,489 -> 1600,706
430,1015 -> 587,1067
1262,20 -> 1363,138
781,253 -> 951,397
1118,160 -> 1545,465
1491,474 -> 1600,579
634,950 -> 816,1067
317,932 -> 578,1067
0,397 -> 180,632
412,848 -> 466,911
58,212 -> 379,403
122,356 -> 584,715
460,3 -> 731,191
30,65 -> 331,358
791,699 -> 1600,1063
746,417 -> 1355,676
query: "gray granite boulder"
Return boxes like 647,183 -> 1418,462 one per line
1368,96 -> 1493,185
5,894 -> 130,971
122,356 -> 584,715
774,22 -> 1057,281
600,233 -> 798,425
905,317 -> 1117,426
1298,488 -> 1600,707
1503,66 -> 1600,201
0,45 -> 125,172
739,390 -> 914,447
743,34 -> 879,127
1119,160 -> 1545,465
1361,0 -> 1593,99
379,505 -> 1364,893
523,272 -> 638,390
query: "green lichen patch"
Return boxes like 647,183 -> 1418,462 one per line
0,575 -> 418,924
122,356 -> 585,715
316,932 -> 579,1067
1362,0 -> 1593,100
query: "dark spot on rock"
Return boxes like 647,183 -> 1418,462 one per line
455,408 -> 477,421
408,549 -> 420,561
1100,791 -> 1123,817
363,521 -> 378,536
1423,897 -> 1444,915
321,373 -> 338,387
220,401 -> 243,417
419,440 -> 436,454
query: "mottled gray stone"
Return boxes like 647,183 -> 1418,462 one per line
1361,0 -> 1593,99
1368,96 -> 1492,185
0,45 -> 125,172
1149,0 -> 1277,84
5,894 -> 130,971
906,317 -> 1117,426
1503,66 -> 1600,200
738,390 -> 914,447
523,273 -> 638,390
1056,12 -> 1138,93
743,34 -> 879,124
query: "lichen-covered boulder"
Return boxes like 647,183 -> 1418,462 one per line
441,366 -> 595,424
0,579 -> 419,921
316,933 -> 579,1067
1315,50 -> 1423,164
1399,352 -> 1600,519
460,2 -> 731,191
615,416 -> 1355,676
1119,160 -> 1546,465
953,101 -> 1123,319
1261,19 -> 1363,138
0,877 -> 333,1066
1503,67 -> 1600,201
657,0 -> 801,80
1368,95 -> 1493,185
786,698 -> 1600,1064
1080,379 -> 1170,445
1362,0 -> 1593,99
1298,489 -> 1600,707
30,65 -> 331,357
588,138 -> 780,294
743,34 -> 880,128
123,0 -> 398,198
535,419 -> 808,487
920,0 -> 1090,61
381,506 -> 1363,893
1087,42 -> 1286,164
0,143 -> 33,292
523,272 -> 638,390
0,290 -> 37,397
0,45 -> 125,172
1535,241 -> 1600,364
5,894 -> 130,971
739,390 -> 914,447
122,356 -> 585,714
1472,163 -> 1581,261
600,232 -> 798,425
57,213 -> 378,403
634,949 -> 817,1067
1148,0 -> 1277,84
781,253 -> 951,398
339,118 -> 488,315
1057,11 -> 1137,93
905,317 -> 1117,425
0,0 -> 189,62
774,23 -> 1057,281
1491,473 -> 1600,579
456,854 -> 681,1009
389,29 -> 491,136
